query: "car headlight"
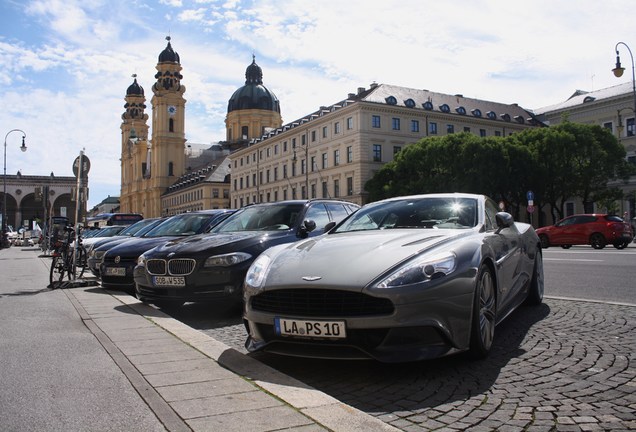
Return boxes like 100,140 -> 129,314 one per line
244,254 -> 272,290
94,251 -> 105,260
137,254 -> 146,267
377,252 -> 457,288
204,252 -> 252,268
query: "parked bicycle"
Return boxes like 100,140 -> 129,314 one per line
49,226 -> 87,288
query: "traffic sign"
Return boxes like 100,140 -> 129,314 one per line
72,155 -> 91,178
527,205 -> 535,213
527,191 -> 534,201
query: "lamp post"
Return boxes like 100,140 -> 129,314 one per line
3,129 -> 27,247
612,41 -> 636,120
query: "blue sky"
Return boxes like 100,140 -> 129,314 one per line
1,0 -> 634,209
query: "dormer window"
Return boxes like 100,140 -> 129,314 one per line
472,109 -> 482,117
487,111 -> 497,120
423,101 -> 434,110
500,113 -> 511,122
583,96 -> 596,103
514,115 -> 525,124
404,98 -> 416,108
456,106 -> 466,115
439,104 -> 450,113
385,96 -> 397,105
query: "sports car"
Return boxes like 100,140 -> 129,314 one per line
243,193 -> 544,363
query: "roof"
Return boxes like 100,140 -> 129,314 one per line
532,81 -> 634,115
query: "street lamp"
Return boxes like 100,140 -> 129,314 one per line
3,129 -> 27,247
612,42 -> 636,121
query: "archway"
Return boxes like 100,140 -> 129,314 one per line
0,193 -> 19,230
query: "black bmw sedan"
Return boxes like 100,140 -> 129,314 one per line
99,209 -> 234,291
133,199 -> 359,307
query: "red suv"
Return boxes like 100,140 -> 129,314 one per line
536,214 -> 633,250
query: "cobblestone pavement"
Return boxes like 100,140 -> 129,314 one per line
185,298 -> 636,431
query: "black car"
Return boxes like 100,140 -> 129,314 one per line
100,210 -> 234,291
133,199 -> 359,307
87,217 -> 165,277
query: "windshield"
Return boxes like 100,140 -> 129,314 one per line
211,204 -> 304,233
144,213 -> 215,237
334,197 -> 478,232
118,219 -> 156,236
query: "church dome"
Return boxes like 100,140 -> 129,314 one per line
227,56 -> 280,113
158,37 -> 180,64
126,76 -> 144,96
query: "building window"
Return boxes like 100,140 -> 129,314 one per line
411,120 -> 419,132
301,134 -> 306,146
372,115 -> 381,128
274,144 -> 279,155
322,181 -> 328,198
334,149 -> 340,166
480,129 -> 486,137
393,146 -> 402,155
266,147 -> 271,157
301,159 -> 306,174
334,180 -> 340,198
464,126 -> 471,132
283,164 -> 288,178
347,177 -> 353,195
311,130 -> 316,142
392,118 -> 400,130
334,122 -> 341,134
283,141 -> 288,152
240,177 -> 244,189
246,176 -> 250,187
447,124 -> 454,134
311,183 -> 316,198
627,118 -> 635,136
373,144 -> 382,162
429,122 -> 438,135
495,131 -> 502,137
322,153 -> 328,169
347,117 -> 353,129
169,118 -> 174,132
168,162 -> 174,176
347,146 -> 353,163
322,126 -> 328,138
311,156 -> 316,172
252,173 -> 257,186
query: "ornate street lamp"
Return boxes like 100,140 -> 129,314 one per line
612,42 -> 636,121
3,129 -> 27,247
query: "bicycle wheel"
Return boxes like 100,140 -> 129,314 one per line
49,255 -> 66,287
73,246 -> 87,279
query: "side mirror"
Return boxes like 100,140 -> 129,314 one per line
495,212 -> 514,233
298,219 -> 317,238
323,221 -> 336,233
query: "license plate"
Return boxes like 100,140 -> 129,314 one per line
275,317 -> 346,339
153,276 -> 185,287
104,267 -> 126,276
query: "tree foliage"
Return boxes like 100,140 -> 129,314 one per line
365,122 -> 634,223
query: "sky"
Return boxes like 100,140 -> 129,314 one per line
0,0 -> 634,209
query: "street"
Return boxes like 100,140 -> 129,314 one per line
165,245 -> 636,430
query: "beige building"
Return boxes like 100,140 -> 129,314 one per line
229,83 -> 543,208
119,40 -> 278,216
534,81 -> 636,218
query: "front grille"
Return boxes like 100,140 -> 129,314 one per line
251,289 -> 394,317
147,259 -> 166,275
168,259 -> 196,275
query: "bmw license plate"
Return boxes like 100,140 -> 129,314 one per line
153,276 -> 185,287
104,267 -> 126,276
275,317 -> 346,339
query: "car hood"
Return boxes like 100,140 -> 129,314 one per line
145,231 -> 292,257
263,229 -> 472,289
104,236 -> 177,257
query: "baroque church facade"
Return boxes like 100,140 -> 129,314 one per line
119,38 -> 281,217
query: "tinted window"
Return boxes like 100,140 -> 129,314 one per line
484,199 -> 498,231
325,203 -> 349,223
576,216 -> 597,224
304,203 -> 331,230
212,204 -> 304,232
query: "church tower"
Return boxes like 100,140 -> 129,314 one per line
147,36 -> 187,217
119,75 -> 149,213
226,56 -> 282,149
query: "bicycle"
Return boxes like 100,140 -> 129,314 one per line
49,226 -> 87,288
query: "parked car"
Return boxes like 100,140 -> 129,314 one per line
134,199 -> 360,307
536,214 -> 633,249
86,217 -> 166,277
242,193 -> 544,363
99,210 -> 234,291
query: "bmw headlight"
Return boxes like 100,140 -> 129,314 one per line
137,254 -> 147,267
377,252 -> 457,288
204,252 -> 252,268
244,254 -> 272,290
94,251 -> 105,260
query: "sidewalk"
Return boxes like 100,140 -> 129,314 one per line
0,245 -> 397,432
